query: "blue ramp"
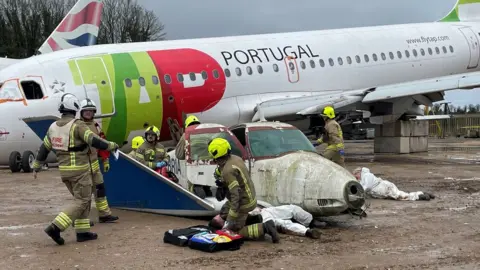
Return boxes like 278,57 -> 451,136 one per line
103,151 -> 216,217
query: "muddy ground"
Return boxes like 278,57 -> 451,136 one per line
1,139 -> 480,270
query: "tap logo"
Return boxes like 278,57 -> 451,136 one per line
49,79 -> 66,94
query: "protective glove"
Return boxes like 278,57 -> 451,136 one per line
215,186 -> 226,201
223,220 -> 235,230
103,159 -> 110,173
312,141 -> 319,147
339,149 -> 345,156
156,161 -> 167,168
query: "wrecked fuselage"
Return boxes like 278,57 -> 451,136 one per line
167,121 -> 365,217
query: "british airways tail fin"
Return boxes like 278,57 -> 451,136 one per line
37,0 -> 104,54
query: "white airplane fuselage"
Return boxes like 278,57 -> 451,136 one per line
0,21 -> 479,165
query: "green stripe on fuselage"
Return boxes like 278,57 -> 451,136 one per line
128,52 -> 163,135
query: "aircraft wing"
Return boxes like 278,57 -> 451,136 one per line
21,115 -> 60,140
252,71 -> 480,121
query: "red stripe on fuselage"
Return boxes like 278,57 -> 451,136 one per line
147,48 -> 226,140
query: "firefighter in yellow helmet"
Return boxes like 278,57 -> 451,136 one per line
135,126 -> 170,170
128,136 -> 145,158
208,137 -> 279,243
175,115 -> 201,160
316,106 -> 345,167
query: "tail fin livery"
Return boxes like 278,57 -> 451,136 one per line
440,0 -> 480,22
37,0 -> 104,54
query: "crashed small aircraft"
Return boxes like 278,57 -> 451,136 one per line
22,116 -> 366,218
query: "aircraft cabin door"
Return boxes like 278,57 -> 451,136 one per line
73,57 -> 116,118
284,56 -> 299,83
458,26 -> 480,69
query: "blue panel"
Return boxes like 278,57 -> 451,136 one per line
24,118 -> 57,139
66,33 -> 98,47
104,152 -> 213,211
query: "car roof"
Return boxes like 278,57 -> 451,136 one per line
243,122 -> 295,129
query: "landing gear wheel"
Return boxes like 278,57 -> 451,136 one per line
9,151 -> 22,173
193,185 -> 206,199
21,150 -> 35,173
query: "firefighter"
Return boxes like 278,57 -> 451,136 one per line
32,93 -> 118,245
79,99 -> 119,223
316,106 -> 345,167
208,138 -> 279,243
135,125 -> 170,170
175,115 -> 201,160
128,136 -> 145,158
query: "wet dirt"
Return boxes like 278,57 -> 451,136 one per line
1,139 -> 480,269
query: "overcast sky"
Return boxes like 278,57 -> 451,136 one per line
137,0 -> 479,106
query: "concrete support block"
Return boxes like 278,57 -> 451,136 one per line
410,121 -> 429,137
409,137 -> 428,152
373,137 -> 410,154
375,121 -> 411,137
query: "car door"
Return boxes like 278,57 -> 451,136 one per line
185,125 -> 247,187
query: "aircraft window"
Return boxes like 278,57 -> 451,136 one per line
420,48 -> 425,56
201,70 -> 208,80
405,50 -> 410,58
300,61 -> 306,69
337,57 -> 343,65
449,45 -> 454,53
381,53 -> 386,60
428,48 -> 433,55
397,51 -> 402,59
435,47 -> 440,54
224,68 -> 231,77
236,67 -> 242,76
177,73 -> 184,82
442,46 -> 447,53
213,69 -> 220,79
189,72 -> 196,81
372,53 -> 378,61
257,65 -> 263,74
364,54 -> 369,62
328,58 -> 334,66
164,74 -> 172,84
125,78 -> 132,88
273,64 -> 279,72
247,129 -> 317,158
346,56 -> 352,64
389,52 -> 394,59
355,55 -> 360,63
139,77 -> 146,86
0,80 -> 23,100
189,132 -> 243,160
152,75 -> 159,85
246,66 -> 253,75
319,59 -> 325,67
21,81 -> 44,100
413,49 -> 418,57
309,60 -> 316,68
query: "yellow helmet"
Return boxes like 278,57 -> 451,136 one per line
131,136 -> 145,149
145,125 -> 160,139
208,138 -> 231,159
185,115 -> 201,128
321,106 -> 335,119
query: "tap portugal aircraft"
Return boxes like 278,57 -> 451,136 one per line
1,0 -> 480,172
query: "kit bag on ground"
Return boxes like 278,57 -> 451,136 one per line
187,229 -> 244,253
163,225 -> 211,247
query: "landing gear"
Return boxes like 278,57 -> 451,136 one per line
9,150 -> 42,173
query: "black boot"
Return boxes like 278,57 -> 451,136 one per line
263,220 -> 280,243
90,221 -> 94,227
76,232 -> 98,242
44,224 -> 65,245
424,192 -> 435,199
418,194 -> 431,201
99,215 -> 119,223
305,229 -> 321,239
309,220 -> 327,228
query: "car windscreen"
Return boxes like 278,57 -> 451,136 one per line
189,132 -> 243,161
247,129 -> 316,158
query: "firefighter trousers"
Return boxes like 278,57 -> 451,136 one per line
323,148 -> 345,168
220,202 -> 264,240
52,171 -> 93,233
91,169 -> 112,217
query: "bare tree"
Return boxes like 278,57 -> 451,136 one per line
97,0 -> 166,44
